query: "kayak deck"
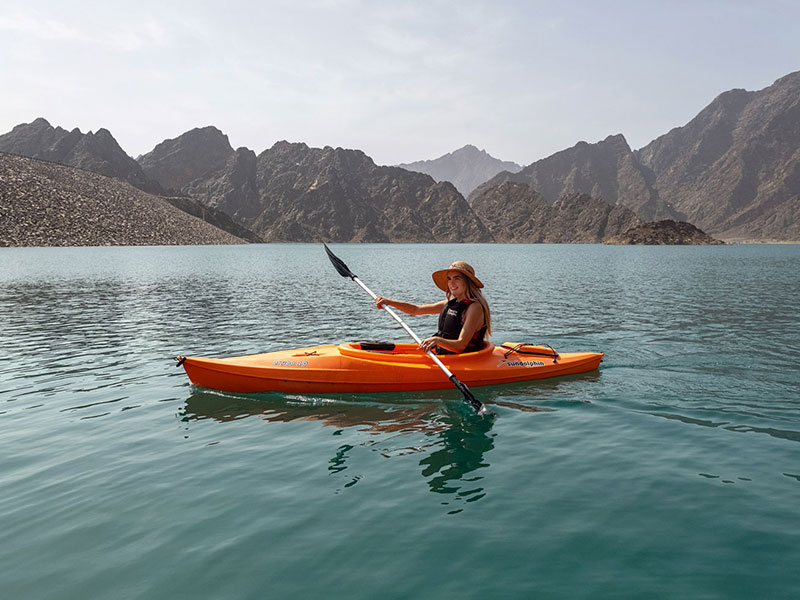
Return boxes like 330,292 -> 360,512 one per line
177,342 -> 603,394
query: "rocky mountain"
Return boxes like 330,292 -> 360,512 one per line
635,71 -> 800,240
5,68 -> 798,244
397,144 -> 522,197
139,128 -> 263,223
470,181 -> 641,243
0,118 -> 162,194
137,126 -> 236,192
605,220 -> 724,245
140,134 -> 493,242
0,152 -> 247,246
471,134 -> 677,222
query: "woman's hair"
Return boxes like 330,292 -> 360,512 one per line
447,277 -> 492,337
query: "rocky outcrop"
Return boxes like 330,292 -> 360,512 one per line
635,71 -> 800,240
605,220 -> 724,245
470,181 -> 641,243
0,153 -> 247,246
0,118 -> 162,194
472,134 -> 678,222
398,144 -> 522,197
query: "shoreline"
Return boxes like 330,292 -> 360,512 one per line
2,239 -> 800,248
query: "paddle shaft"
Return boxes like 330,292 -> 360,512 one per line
353,276 -> 484,412
352,276 -> 450,370
323,243 -> 484,413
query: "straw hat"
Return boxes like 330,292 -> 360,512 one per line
432,261 -> 484,292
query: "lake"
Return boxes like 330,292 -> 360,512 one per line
1,243 -> 799,599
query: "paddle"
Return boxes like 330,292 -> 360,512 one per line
324,243 -> 486,414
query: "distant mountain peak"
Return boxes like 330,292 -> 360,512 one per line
30,116 -> 53,128
397,144 -> 522,196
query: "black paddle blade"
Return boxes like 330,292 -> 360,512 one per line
324,243 -> 356,279
449,375 -> 484,413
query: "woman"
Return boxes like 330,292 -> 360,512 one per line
375,261 -> 491,354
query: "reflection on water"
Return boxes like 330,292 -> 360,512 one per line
181,388 -> 496,510
417,412 -> 494,511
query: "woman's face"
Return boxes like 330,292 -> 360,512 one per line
446,271 -> 467,297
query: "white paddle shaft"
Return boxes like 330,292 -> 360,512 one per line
353,276 -> 456,379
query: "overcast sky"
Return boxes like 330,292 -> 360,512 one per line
1,0 -> 798,166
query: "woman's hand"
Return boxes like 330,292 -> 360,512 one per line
375,296 -> 388,309
419,336 -> 439,352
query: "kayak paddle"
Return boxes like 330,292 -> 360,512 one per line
324,243 -> 487,414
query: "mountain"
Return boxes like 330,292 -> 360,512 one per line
0,118 -> 162,194
635,71 -> 800,240
137,126 -> 236,192
138,127 -> 263,223
469,181 -> 641,243
0,152 -> 247,247
471,134 -> 678,222
398,144 -> 522,197
140,134 -> 494,242
6,68 -> 798,244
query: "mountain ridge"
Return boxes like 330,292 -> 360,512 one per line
3,69 -> 798,243
0,118 -> 163,194
634,70 -> 800,239
470,133 -> 679,222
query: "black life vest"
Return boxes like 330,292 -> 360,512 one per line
435,298 -> 487,354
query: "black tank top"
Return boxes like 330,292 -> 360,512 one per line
435,298 -> 487,354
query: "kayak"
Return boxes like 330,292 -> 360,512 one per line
176,342 -> 603,394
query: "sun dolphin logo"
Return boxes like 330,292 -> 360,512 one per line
497,358 -> 546,368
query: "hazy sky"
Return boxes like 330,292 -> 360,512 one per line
2,0 -> 798,166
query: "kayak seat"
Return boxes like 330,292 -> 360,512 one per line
358,341 -> 397,352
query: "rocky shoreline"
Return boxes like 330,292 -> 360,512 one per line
0,153 -> 247,247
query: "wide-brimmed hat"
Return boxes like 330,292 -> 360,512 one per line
432,261 -> 484,292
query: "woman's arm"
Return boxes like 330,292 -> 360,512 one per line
418,302 -> 485,353
375,296 -> 444,315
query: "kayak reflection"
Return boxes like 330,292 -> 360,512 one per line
182,387 -> 448,430
181,388 -> 497,509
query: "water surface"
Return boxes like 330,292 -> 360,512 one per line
1,244 -> 799,599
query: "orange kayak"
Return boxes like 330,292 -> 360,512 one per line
176,342 -> 603,394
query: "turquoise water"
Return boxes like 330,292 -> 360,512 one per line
1,243 -> 799,599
